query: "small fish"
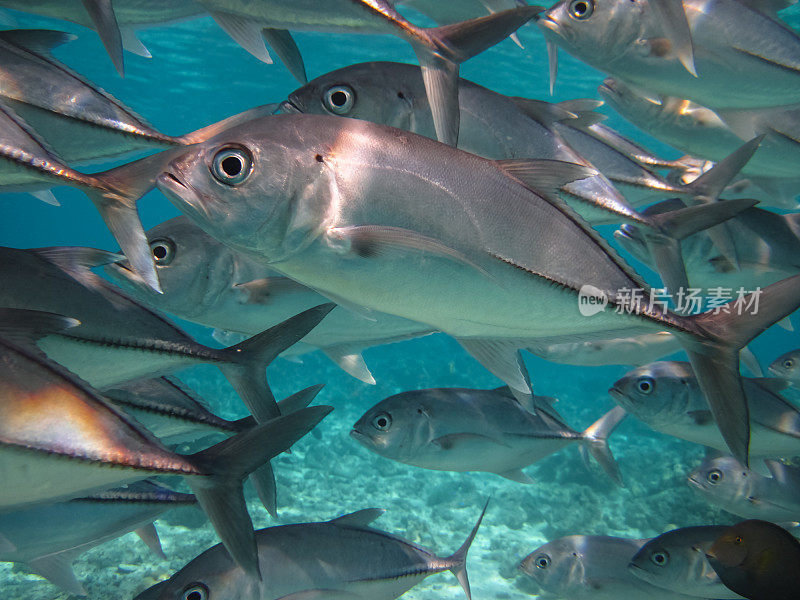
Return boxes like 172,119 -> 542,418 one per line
0,309 -> 333,578
351,386 -> 626,483
526,331 -> 681,366
0,480 -> 196,596
153,111 -> 800,463
628,525 -> 744,599
688,454 -> 800,524
609,361 -> 800,458
133,502 -> 487,600
768,349 -> 800,387
537,0 -> 800,109
614,198 -> 800,293
103,216 -> 434,385
519,534 -> 699,600
706,519 -> 800,600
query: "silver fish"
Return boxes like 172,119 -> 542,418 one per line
133,503 -> 487,600
519,535 -> 700,600
769,349 -> 800,387
103,216 -> 434,384
614,198 -> 800,292
609,361 -> 800,458
537,0 -> 800,109
283,61 -> 743,223
0,481 -> 196,596
154,111 -> 800,463
526,331 -> 681,366
351,386 -> 625,483
688,454 -> 800,523
599,78 -> 800,181
0,309 -> 333,578
627,525 -> 744,599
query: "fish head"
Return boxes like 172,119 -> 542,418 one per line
598,78 -> 666,124
768,350 -> 800,381
536,0 -> 644,69
283,62 -> 424,133
628,529 -> 716,592
351,391 -> 435,461
687,455 -> 750,504
609,361 -> 695,425
103,216 -> 237,318
519,536 -> 586,595
613,222 -> 651,266
156,115 -> 334,263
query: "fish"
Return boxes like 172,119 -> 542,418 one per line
0,245 -> 332,422
103,216 -> 434,384
614,198 -> 800,292
768,349 -> 800,387
526,331 -> 681,366
0,308 -> 333,578
706,519 -> 800,600
537,0 -> 800,109
351,386 -> 626,484
133,502 -> 487,600
0,480 -> 196,595
609,361 -> 800,458
282,61 -> 746,223
628,525 -> 745,599
599,78 -> 800,181
519,534 -> 700,600
0,0 -> 203,75
152,111 -> 800,463
688,454 -> 800,524
103,377 -> 323,445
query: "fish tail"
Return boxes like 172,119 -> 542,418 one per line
187,405 -> 333,580
678,274 -> 800,466
643,197 -> 758,298
446,499 -> 489,600
246,383 -> 326,518
580,406 -> 627,486
410,6 -> 542,145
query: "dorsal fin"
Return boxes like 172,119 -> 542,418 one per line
0,29 -> 76,56
330,508 -> 385,527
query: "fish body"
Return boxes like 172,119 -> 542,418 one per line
103,216 -> 434,383
538,0 -> 800,109
526,331 -> 681,366
519,534 -> 699,600
134,505 -> 485,600
0,0 -> 200,29
615,198 -> 800,292
609,361 -> 800,457
628,525 -> 744,599
688,454 -> 800,523
351,386 -> 624,482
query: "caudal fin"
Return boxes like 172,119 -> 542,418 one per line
679,274 -> 800,465
187,405 -> 333,579
580,406 -> 627,485
447,499 -> 489,600
411,6 -> 542,145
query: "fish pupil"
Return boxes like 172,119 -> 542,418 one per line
331,90 -> 348,106
222,156 -> 242,177
153,245 -> 168,260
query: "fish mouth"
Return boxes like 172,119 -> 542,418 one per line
278,98 -> 302,114
349,428 -> 371,445
686,474 -> 702,489
157,168 -> 214,223
536,13 -> 561,34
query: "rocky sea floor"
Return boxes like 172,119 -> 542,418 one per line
0,334 -> 730,600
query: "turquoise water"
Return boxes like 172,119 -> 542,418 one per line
0,5 -> 799,600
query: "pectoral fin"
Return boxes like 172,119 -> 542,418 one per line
649,0 -> 696,76
323,346 -> 376,384
262,29 -> 306,83
28,551 -> 85,596
457,338 -> 533,400
209,11 -> 273,63
496,468 -> 535,484
82,0 -> 124,75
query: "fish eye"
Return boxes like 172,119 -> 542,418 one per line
637,377 -> 655,394
707,468 -> 723,484
649,550 -> 670,566
535,554 -> 551,569
181,583 -> 209,600
210,147 -> 252,186
371,412 -> 392,431
149,238 -> 175,266
783,358 -> 795,369
323,85 -> 355,115
568,0 -> 594,19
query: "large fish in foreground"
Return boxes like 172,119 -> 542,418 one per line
150,112 -> 800,463
627,525 -> 744,599
104,216 -> 434,384
0,481 -> 196,595
537,0 -> 800,109
609,361 -> 800,458
134,503 -> 487,600
0,310 -> 333,578
688,454 -> 800,524
351,386 -> 626,484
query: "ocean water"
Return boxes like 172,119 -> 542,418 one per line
1,4 -> 799,600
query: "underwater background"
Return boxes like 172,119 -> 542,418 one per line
1,5 -> 800,599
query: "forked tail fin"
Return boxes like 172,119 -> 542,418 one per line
447,499 -> 490,600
